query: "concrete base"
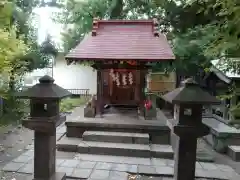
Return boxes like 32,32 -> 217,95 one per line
31,172 -> 66,180
228,145 -> 240,162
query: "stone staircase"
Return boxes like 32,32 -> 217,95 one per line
57,130 -> 174,159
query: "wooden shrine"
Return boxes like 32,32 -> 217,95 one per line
65,19 -> 175,115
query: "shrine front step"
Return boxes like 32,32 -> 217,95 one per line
65,119 -> 170,144
82,131 -> 149,144
57,136 -> 173,159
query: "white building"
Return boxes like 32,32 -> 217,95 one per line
23,53 -> 97,95
23,5 -> 97,95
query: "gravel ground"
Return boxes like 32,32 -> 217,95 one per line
0,125 -> 33,169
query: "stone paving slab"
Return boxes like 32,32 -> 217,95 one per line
0,172 -> 220,180
2,150 -> 240,180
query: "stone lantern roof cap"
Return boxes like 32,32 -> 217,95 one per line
39,75 -> 55,83
162,78 -> 221,105
15,75 -> 72,99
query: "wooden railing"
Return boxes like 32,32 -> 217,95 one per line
66,89 -> 90,96
21,86 -> 90,97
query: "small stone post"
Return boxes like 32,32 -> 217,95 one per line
162,78 -> 220,180
15,75 -> 71,180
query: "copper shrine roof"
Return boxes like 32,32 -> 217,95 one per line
65,19 -> 175,62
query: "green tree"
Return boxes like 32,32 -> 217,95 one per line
56,0 -> 223,76
0,0 -> 59,122
188,0 -> 240,72
55,0 -> 110,54
0,1 -> 27,75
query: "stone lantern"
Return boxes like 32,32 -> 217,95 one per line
162,78 -> 220,180
15,75 -> 71,180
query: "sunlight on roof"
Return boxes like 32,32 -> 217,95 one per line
211,58 -> 240,78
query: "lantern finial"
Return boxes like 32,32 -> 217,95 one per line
181,78 -> 198,87
39,75 -> 54,84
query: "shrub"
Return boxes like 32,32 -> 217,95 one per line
60,97 -> 89,113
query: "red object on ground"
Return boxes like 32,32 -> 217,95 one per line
144,100 -> 152,110
66,19 -> 175,61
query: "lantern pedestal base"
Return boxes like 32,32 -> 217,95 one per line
31,172 -> 66,180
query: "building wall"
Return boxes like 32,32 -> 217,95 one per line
147,72 -> 176,94
53,54 -> 97,94
23,53 -> 97,95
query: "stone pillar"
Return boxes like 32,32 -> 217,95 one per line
163,78 -> 220,180
15,75 -> 71,180
34,131 -> 56,179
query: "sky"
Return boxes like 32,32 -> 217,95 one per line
33,6 -> 64,50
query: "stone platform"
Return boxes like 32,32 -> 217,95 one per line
63,108 -> 216,162
2,149 -> 240,180
66,114 -> 170,145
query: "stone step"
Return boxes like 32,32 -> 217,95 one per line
57,136 -> 173,159
66,118 -> 170,144
82,131 -> 149,144
228,145 -> 240,161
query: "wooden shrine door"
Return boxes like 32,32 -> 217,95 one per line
108,69 -> 138,105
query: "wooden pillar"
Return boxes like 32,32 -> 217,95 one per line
139,69 -> 147,116
96,69 -> 104,116
135,70 -> 140,104
100,70 -> 104,114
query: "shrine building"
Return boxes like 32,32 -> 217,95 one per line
65,18 -> 175,115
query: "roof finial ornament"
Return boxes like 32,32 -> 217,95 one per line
153,18 -> 159,37
92,17 -> 99,36
93,17 -> 99,22
153,18 -> 159,26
